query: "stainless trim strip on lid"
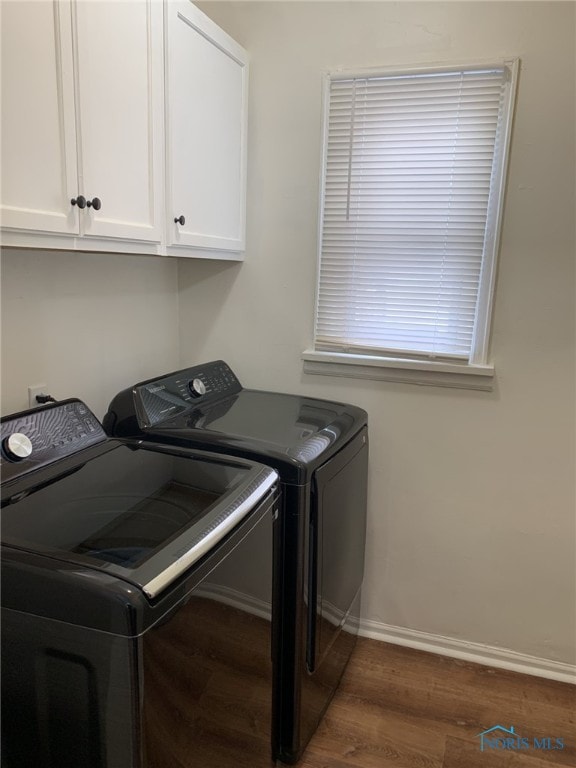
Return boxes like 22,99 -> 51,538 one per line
142,468 -> 278,598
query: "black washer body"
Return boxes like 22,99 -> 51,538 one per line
104,361 -> 369,763
1,400 -> 279,768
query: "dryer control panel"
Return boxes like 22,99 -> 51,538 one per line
134,360 -> 242,428
1,399 -> 106,483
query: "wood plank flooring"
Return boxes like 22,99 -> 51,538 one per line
297,639 -> 575,768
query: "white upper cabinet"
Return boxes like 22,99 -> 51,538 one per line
0,0 -> 164,246
72,0 -> 164,242
0,0 -> 248,260
165,1 -> 248,256
0,1 -> 79,235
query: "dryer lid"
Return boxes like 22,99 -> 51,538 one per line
104,361 -> 368,481
151,390 -> 366,473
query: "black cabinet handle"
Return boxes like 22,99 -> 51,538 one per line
71,195 -> 87,209
87,197 -> 102,211
174,215 -> 185,226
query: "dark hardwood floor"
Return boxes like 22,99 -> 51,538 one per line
298,638 -> 575,768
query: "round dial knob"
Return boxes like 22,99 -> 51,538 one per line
3,432 -> 33,462
188,378 -> 206,398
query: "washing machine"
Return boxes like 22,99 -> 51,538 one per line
104,360 -> 368,764
1,399 -> 279,768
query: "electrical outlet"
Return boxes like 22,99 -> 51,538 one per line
28,384 -> 48,409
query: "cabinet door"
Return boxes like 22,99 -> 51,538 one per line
0,0 -> 80,235
165,1 -> 248,253
73,0 -> 164,242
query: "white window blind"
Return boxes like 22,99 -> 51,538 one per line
315,63 -> 517,363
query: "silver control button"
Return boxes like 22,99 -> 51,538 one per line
190,378 -> 206,397
3,432 -> 33,461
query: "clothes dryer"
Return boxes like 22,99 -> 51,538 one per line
104,361 -> 368,763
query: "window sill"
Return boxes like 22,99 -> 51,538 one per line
302,350 -> 495,391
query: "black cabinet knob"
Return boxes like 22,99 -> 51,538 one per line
87,197 -> 102,211
174,215 -> 185,226
71,195 -> 87,209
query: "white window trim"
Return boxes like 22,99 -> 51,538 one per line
302,349 -> 494,391
305,58 -> 520,391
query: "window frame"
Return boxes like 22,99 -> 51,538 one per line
304,58 -> 520,390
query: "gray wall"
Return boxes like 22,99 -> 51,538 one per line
1,249 -> 179,417
181,1 -> 576,664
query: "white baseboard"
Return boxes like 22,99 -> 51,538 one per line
195,582 -> 272,621
358,618 -> 576,685
191,584 -> 575,685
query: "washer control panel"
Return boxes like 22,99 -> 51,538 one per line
1,399 -> 107,483
136,360 -> 242,428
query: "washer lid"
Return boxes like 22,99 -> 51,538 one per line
1,441 -> 277,598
